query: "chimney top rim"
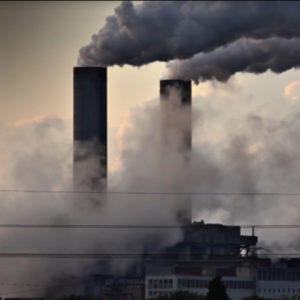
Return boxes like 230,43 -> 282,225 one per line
160,79 -> 191,84
74,66 -> 107,69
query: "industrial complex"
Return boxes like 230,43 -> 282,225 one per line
70,66 -> 300,300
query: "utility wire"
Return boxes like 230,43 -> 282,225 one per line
1,189 -> 300,196
0,224 -> 297,229
0,253 -> 297,259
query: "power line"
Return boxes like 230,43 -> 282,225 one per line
0,224 -> 189,229
0,224 -> 297,229
1,189 -> 300,196
0,252 -> 297,259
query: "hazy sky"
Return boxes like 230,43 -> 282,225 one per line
0,1 -> 164,125
1,1 -> 300,162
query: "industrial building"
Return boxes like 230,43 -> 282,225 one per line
145,267 -> 256,300
145,258 -> 300,300
144,221 -> 258,300
256,259 -> 300,299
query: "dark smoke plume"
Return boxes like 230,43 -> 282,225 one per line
166,37 -> 300,83
78,0 -> 300,81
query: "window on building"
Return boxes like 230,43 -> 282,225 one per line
168,279 -> 173,289
234,281 -> 237,289
163,279 -> 168,289
258,271 -> 262,280
187,280 -> 190,288
159,280 -> 163,289
242,281 -> 245,289
154,280 -> 158,289
191,280 -> 195,288
178,279 -> 182,288
149,279 -> 153,289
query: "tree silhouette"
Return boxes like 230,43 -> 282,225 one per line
206,276 -> 230,300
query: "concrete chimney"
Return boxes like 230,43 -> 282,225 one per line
73,67 -> 107,191
160,80 -> 192,152
160,79 -> 192,224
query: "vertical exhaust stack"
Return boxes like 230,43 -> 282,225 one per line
73,67 -> 107,191
160,80 -> 192,152
160,79 -> 192,224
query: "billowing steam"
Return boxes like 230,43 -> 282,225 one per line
2,83 -> 300,295
0,92 -> 194,297
3,0 -> 300,297
79,1 -> 300,81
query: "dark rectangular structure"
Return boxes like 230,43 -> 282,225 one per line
160,80 -> 192,150
160,80 -> 192,104
73,67 -> 107,190
160,79 -> 192,224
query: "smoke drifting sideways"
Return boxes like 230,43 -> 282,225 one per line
166,38 -> 300,83
78,1 -> 300,82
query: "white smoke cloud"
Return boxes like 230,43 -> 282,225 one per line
2,84 -> 300,295
0,100 -> 190,296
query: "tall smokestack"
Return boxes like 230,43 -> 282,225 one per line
160,80 -> 192,154
160,79 -> 192,224
73,67 -> 107,191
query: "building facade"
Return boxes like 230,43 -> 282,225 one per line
145,260 -> 300,300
